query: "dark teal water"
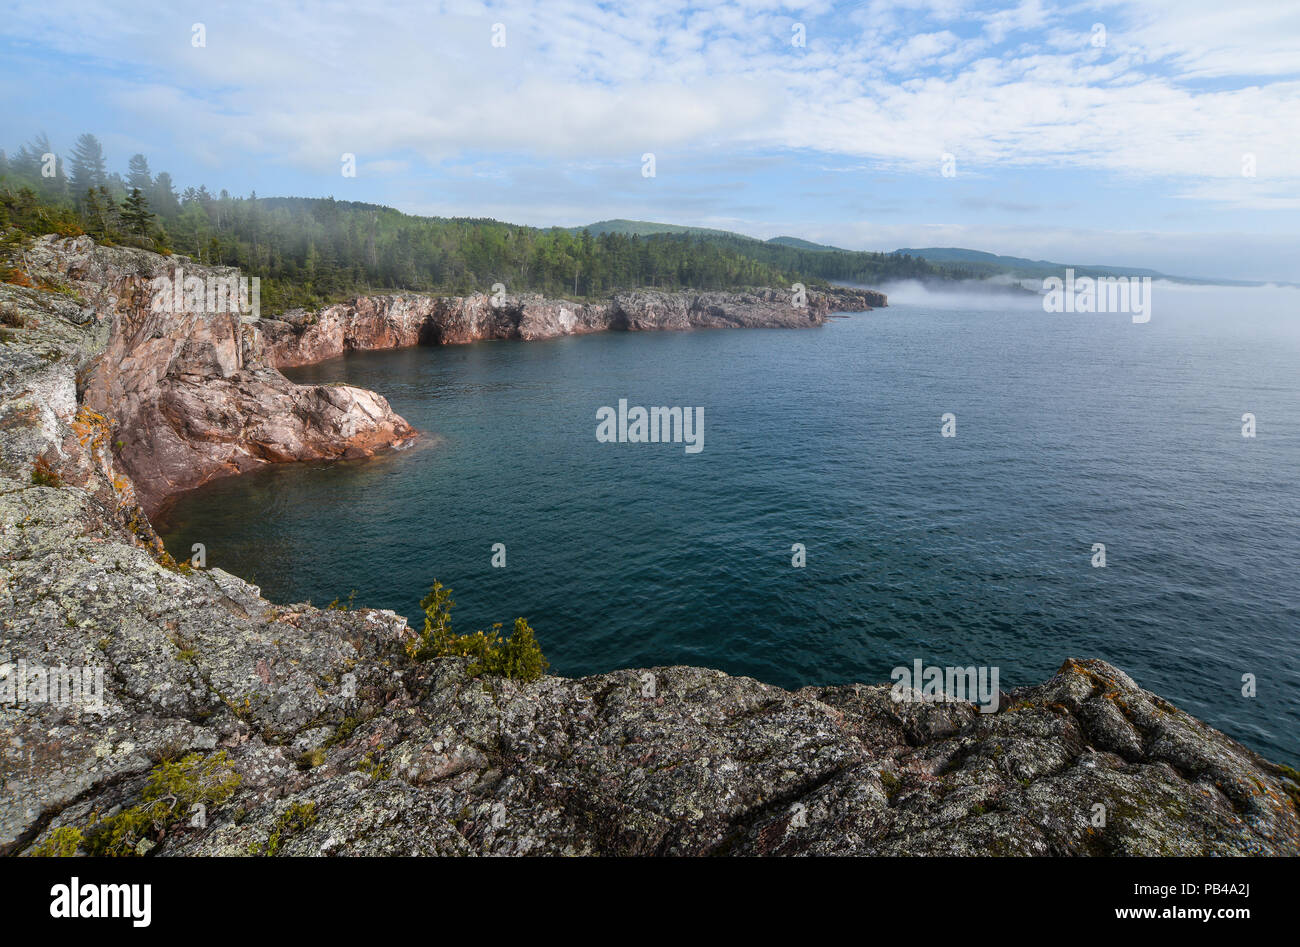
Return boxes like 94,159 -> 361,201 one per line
158,284 -> 1300,765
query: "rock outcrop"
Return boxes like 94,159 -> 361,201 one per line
261,286 -> 887,368
2,238 -> 1296,857
14,237 -> 416,515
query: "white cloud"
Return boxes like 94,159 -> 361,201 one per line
6,1 -> 1297,180
3,0 -> 1298,261
1121,0 -> 1300,78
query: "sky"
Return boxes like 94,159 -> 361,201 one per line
1,0 -> 1298,281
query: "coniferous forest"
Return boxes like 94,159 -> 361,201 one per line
0,132 -> 958,314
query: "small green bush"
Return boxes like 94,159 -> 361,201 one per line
407,581 -> 548,681
475,619 -> 548,681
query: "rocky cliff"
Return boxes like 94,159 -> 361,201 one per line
261,286 -> 887,368
12,237 -> 417,515
1,237 -> 1297,857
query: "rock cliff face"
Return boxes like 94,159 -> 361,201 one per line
261,286 -> 887,368
15,237 -> 416,515
2,238 -> 1297,857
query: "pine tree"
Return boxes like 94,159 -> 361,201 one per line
68,133 -> 107,200
120,187 -> 155,237
151,171 -> 180,217
127,153 -> 152,193
81,188 -> 108,239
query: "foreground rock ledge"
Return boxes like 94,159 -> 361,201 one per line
2,240 -> 1297,856
2,517 -> 1297,856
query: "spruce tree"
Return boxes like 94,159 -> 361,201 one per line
127,153 -> 152,193
120,187 -> 155,237
68,133 -> 108,200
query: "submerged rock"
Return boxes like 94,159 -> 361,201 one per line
1,238 -> 1295,857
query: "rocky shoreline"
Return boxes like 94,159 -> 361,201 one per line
260,284 -> 887,368
9,236 -> 883,513
1,236 -> 1297,856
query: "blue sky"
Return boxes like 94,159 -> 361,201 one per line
2,0 -> 1298,280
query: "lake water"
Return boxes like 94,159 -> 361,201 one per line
157,283 -> 1300,765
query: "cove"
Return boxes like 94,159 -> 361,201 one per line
157,290 -> 1300,766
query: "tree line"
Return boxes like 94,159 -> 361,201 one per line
1,132 -> 966,314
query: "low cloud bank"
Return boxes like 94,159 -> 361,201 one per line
860,278 -> 1044,310
853,276 -> 1299,313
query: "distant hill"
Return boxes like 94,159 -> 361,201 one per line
573,220 -> 961,285
766,235 -> 846,252
580,225 -> 852,256
563,221 -> 1270,287
573,219 -> 762,242
890,247 -> 1269,286
891,247 -> 1170,279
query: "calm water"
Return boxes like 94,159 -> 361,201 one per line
158,284 -> 1300,765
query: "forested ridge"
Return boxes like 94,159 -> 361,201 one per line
0,132 -> 963,314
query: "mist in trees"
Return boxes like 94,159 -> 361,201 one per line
1,131 -> 960,314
